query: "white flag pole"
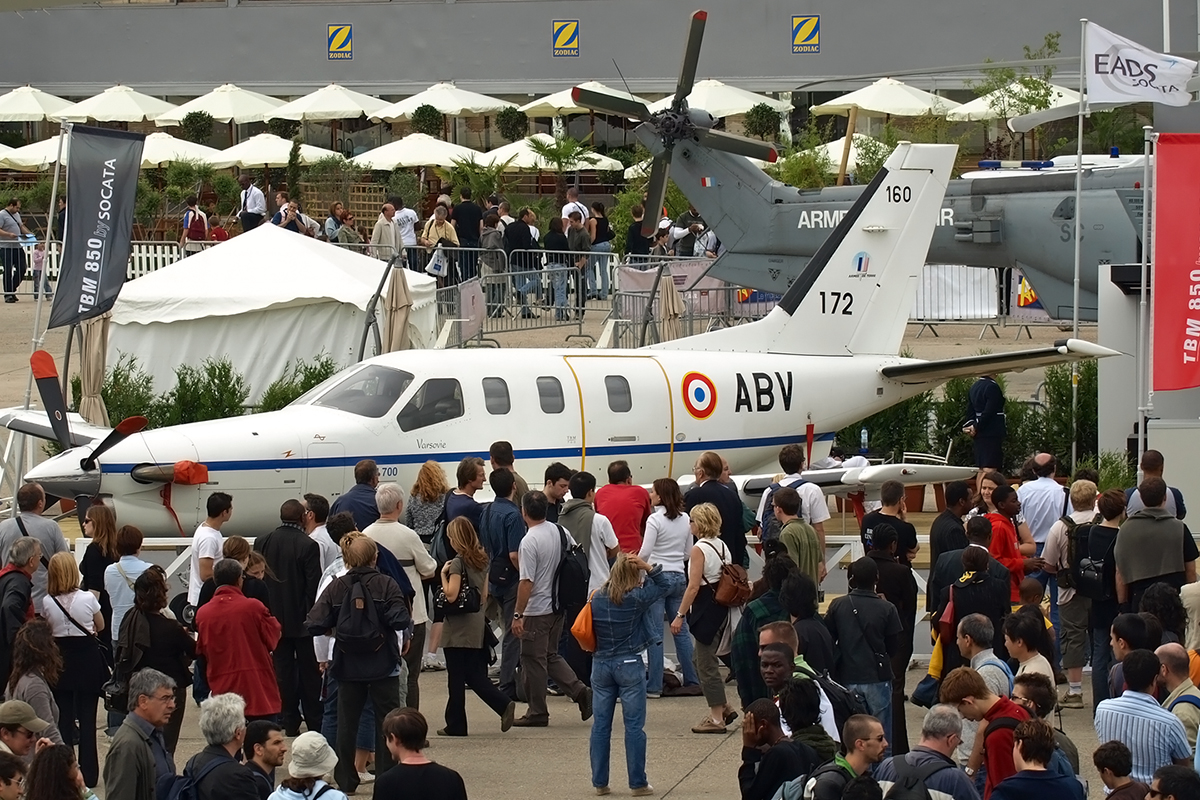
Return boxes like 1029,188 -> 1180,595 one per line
1071,17 -> 1087,472
1137,125 -> 1154,475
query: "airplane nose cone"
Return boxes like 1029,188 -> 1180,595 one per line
24,453 -> 101,500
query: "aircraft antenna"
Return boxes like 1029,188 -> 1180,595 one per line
612,58 -> 635,100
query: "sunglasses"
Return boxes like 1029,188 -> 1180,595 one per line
1149,790 -> 1164,799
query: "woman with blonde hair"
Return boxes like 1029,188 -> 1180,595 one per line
197,535 -> 270,608
672,502 -> 738,734
588,551 -> 670,795
437,518 -> 514,736
42,553 -> 103,786
78,503 -> 117,651
405,461 -> 450,547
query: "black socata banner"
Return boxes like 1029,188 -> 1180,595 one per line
48,125 -> 144,329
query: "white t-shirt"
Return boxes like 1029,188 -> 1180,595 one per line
188,523 -> 223,605
310,526 -> 340,573
561,201 -> 590,223
587,515 -> 619,594
1016,653 -> 1054,682
43,589 -> 100,637
695,537 -> 730,584
395,207 -> 419,246
754,473 -> 832,527
520,520 -> 573,617
639,508 -> 691,573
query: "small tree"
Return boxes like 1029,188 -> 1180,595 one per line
285,139 -> 303,197
267,119 -> 301,140
386,168 -> 423,207
302,155 -> 367,209
410,104 -> 445,139
496,107 -> 530,142
179,111 -> 215,145
435,156 -> 514,202
210,173 -> 240,217
525,135 -> 598,208
743,103 -> 782,141
968,31 -> 1062,158
768,118 -> 835,189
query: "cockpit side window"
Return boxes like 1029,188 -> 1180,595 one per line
397,378 -> 465,431
310,365 -> 414,418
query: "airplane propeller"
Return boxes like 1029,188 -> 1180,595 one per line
569,9 -> 778,236
79,415 -> 148,472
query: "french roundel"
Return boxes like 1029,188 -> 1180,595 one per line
681,372 -> 718,420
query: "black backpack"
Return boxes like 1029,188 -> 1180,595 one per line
794,662 -> 868,738
1076,525 -> 1116,601
552,524 -> 589,613
156,753 -> 233,800
883,757 -> 953,800
333,573 -> 390,681
1060,513 -> 1101,590
760,478 -> 807,542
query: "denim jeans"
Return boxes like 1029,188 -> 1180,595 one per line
847,680 -> 892,758
1091,623 -> 1114,710
321,671 -> 376,751
1031,542 -> 1061,667
588,241 -> 612,299
550,266 -> 570,311
516,271 -> 542,312
590,654 -> 649,790
646,571 -> 699,693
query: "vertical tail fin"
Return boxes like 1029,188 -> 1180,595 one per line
652,142 -> 955,355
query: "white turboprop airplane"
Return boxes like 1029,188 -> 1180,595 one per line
3,143 -> 1116,536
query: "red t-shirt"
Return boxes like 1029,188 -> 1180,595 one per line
594,483 -> 653,553
981,696 -> 1030,798
986,512 -> 1024,603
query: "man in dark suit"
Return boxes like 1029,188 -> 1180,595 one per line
254,499 -> 322,737
965,374 -> 1006,480
684,450 -> 748,567
928,516 -> 1010,615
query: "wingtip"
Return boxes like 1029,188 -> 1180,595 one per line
766,147 -> 779,164
694,9 -> 709,20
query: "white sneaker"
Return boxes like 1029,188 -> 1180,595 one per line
358,771 -> 375,784
421,653 -> 446,672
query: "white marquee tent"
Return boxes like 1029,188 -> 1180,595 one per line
108,226 -> 438,402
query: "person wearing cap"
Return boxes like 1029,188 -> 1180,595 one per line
267,731 -> 348,800
103,668 -> 178,800
180,693 -> 261,800
0,699 -> 52,756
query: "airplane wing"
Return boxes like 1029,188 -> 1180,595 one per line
879,338 -> 1119,385
0,407 -> 109,447
741,464 -> 976,494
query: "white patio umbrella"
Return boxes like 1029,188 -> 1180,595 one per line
804,134 -> 873,173
220,133 -> 337,169
0,134 -> 67,171
647,79 -> 791,118
483,133 -> 622,172
140,132 -> 234,168
809,78 -> 961,117
947,82 -> 1080,122
154,83 -> 285,126
351,133 -> 482,170
0,86 -> 73,122
519,81 -> 647,117
267,84 -> 389,122
56,84 -> 178,123
372,82 -> 515,121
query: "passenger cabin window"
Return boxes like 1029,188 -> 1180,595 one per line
605,375 -> 632,413
309,365 -> 414,418
482,377 -> 510,415
397,378 -> 465,431
537,376 -> 565,414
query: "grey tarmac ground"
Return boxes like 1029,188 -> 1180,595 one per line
0,298 -> 1105,797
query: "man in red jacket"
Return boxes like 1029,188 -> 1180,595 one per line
196,558 -> 282,721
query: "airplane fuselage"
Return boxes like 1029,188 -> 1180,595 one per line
41,348 -> 923,536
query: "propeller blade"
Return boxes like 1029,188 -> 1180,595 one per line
80,415 -> 147,471
30,350 -> 71,452
697,129 -> 779,163
571,87 -> 651,120
641,158 -> 672,238
671,10 -> 708,113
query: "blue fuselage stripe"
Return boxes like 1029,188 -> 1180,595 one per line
104,431 -> 836,473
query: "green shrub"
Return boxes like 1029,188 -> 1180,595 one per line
156,357 -> 249,426
102,353 -> 166,429
210,173 -> 241,217
1074,450 -> 1135,491
1042,360 -> 1098,469
410,104 -> 445,139
257,354 -> 339,412
386,169 -> 422,207
267,119 -> 301,140
179,111 -> 215,145
743,103 -> 783,142
495,106 -> 529,142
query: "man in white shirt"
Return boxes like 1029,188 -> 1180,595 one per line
1016,452 -> 1067,651
189,492 -> 232,607
754,444 -> 831,548
511,491 -> 591,727
497,200 -> 515,233
237,175 -> 267,232
302,493 -> 339,572
370,203 -> 399,261
362,483 -> 436,709
557,472 -> 619,594
560,186 -> 589,229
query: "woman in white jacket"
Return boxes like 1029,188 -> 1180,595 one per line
268,731 -> 347,800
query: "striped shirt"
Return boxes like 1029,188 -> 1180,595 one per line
1095,691 -> 1191,783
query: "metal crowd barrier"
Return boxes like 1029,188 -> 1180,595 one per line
607,284 -> 778,348
909,265 -> 1003,339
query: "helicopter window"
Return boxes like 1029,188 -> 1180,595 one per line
396,378 -> 464,432
537,376 -> 565,414
310,365 -> 414,418
482,377 -> 510,415
1052,197 -> 1075,220
605,375 -> 632,413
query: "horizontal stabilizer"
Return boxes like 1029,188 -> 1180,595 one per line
0,407 -> 108,446
880,338 -> 1118,385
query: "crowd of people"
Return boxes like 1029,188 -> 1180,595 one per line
1,439 -> 1199,800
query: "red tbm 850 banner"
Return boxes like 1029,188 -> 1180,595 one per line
48,125 -> 145,330
1153,133 -> 1200,392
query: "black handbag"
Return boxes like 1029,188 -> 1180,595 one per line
433,558 -> 482,616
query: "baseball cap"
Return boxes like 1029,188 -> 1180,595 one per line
0,700 -> 49,732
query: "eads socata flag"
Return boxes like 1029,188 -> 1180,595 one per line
1086,23 -> 1197,106
48,125 -> 145,329
1152,134 -> 1200,391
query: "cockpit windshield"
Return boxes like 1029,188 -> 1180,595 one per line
302,365 -> 415,418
